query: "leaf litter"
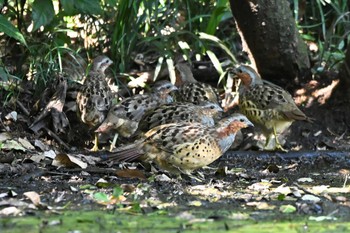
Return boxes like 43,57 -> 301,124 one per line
1,121 -> 350,231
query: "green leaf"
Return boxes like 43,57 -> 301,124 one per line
277,194 -> 286,201
74,0 -> 102,15
112,186 -> 124,198
166,57 -> 176,84
0,15 -> 27,46
206,6 -> 226,35
279,204 -> 296,214
206,50 -> 223,75
218,69 -> 228,84
32,0 -> 55,31
199,32 -> 237,63
129,202 -> 142,213
93,192 -> 110,202
0,67 -> 9,81
61,0 -> 75,15
153,56 -> 164,81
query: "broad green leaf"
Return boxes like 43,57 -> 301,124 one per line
0,15 -> 27,46
206,6 -> 226,35
206,50 -> 223,75
93,192 -> 110,202
279,204 -> 296,214
166,57 -> 176,84
218,69 -> 228,84
0,0 -> 4,6
74,0 -> 102,15
112,186 -> 124,198
32,0 -> 55,31
0,67 -> 9,81
61,0 -> 75,15
153,56 -> 164,81
199,32 -> 237,63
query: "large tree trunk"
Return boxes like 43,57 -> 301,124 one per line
229,0 -> 310,87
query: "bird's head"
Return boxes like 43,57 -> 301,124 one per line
218,113 -> 254,136
198,101 -> 223,118
234,65 -> 262,88
92,55 -> 113,73
153,80 -> 178,94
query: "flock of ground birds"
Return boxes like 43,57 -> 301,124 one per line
39,55 -> 311,177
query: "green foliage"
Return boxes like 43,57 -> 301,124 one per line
205,0 -> 231,35
112,186 -> 124,198
1,0 -> 348,95
32,0 -> 55,31
0,15 -> 27,46
0,0 -> 237,87
93,192 -> 110,203
294,0 -> 350,70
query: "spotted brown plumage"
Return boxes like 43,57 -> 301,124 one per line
174,61 -> 220,105
137,101 -> 223,133
179,82 -> 220,105
95,80 -> 178,139
234,65 -> 312,151
106,113 -> 253,175
76,55 -> 113,151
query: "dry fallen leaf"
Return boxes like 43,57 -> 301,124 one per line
18,137 -> 35,150
246,201 -> 276,210
23,191 -> 41,206
44,150 -> 56,159
0,132 -> 11,142
274,184 -> 292,195
52,153 -> 88,169
0,206 -> 21,216
1,140 -> 26,151
5,111 -> 17,121
301,194 -> 321,203
297,177 -> 314,183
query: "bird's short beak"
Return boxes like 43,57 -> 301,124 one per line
246,120 -> 254,128
170,86 -> 178,92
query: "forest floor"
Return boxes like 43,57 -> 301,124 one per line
1,69 -> 350,232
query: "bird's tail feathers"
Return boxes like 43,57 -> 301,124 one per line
285,110 -> 314,123
106,142 -> 144,162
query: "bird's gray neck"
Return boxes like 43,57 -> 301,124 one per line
217,134 -> 236,154
201,116 -> 215,127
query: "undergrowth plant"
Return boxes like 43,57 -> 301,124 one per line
0,0 -> 237,89
1,0 -> 348,94
293,0 -> 350,71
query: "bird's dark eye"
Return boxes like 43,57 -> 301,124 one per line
240,118 -> 245,122
210,106 -> 215,109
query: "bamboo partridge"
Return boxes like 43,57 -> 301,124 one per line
137,101 -> 223,134
76,55 -> 113,151
95,80 -> 178,145
175,61 -> 220,105
107,113 -> 253,175
233,65 -> 311,151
